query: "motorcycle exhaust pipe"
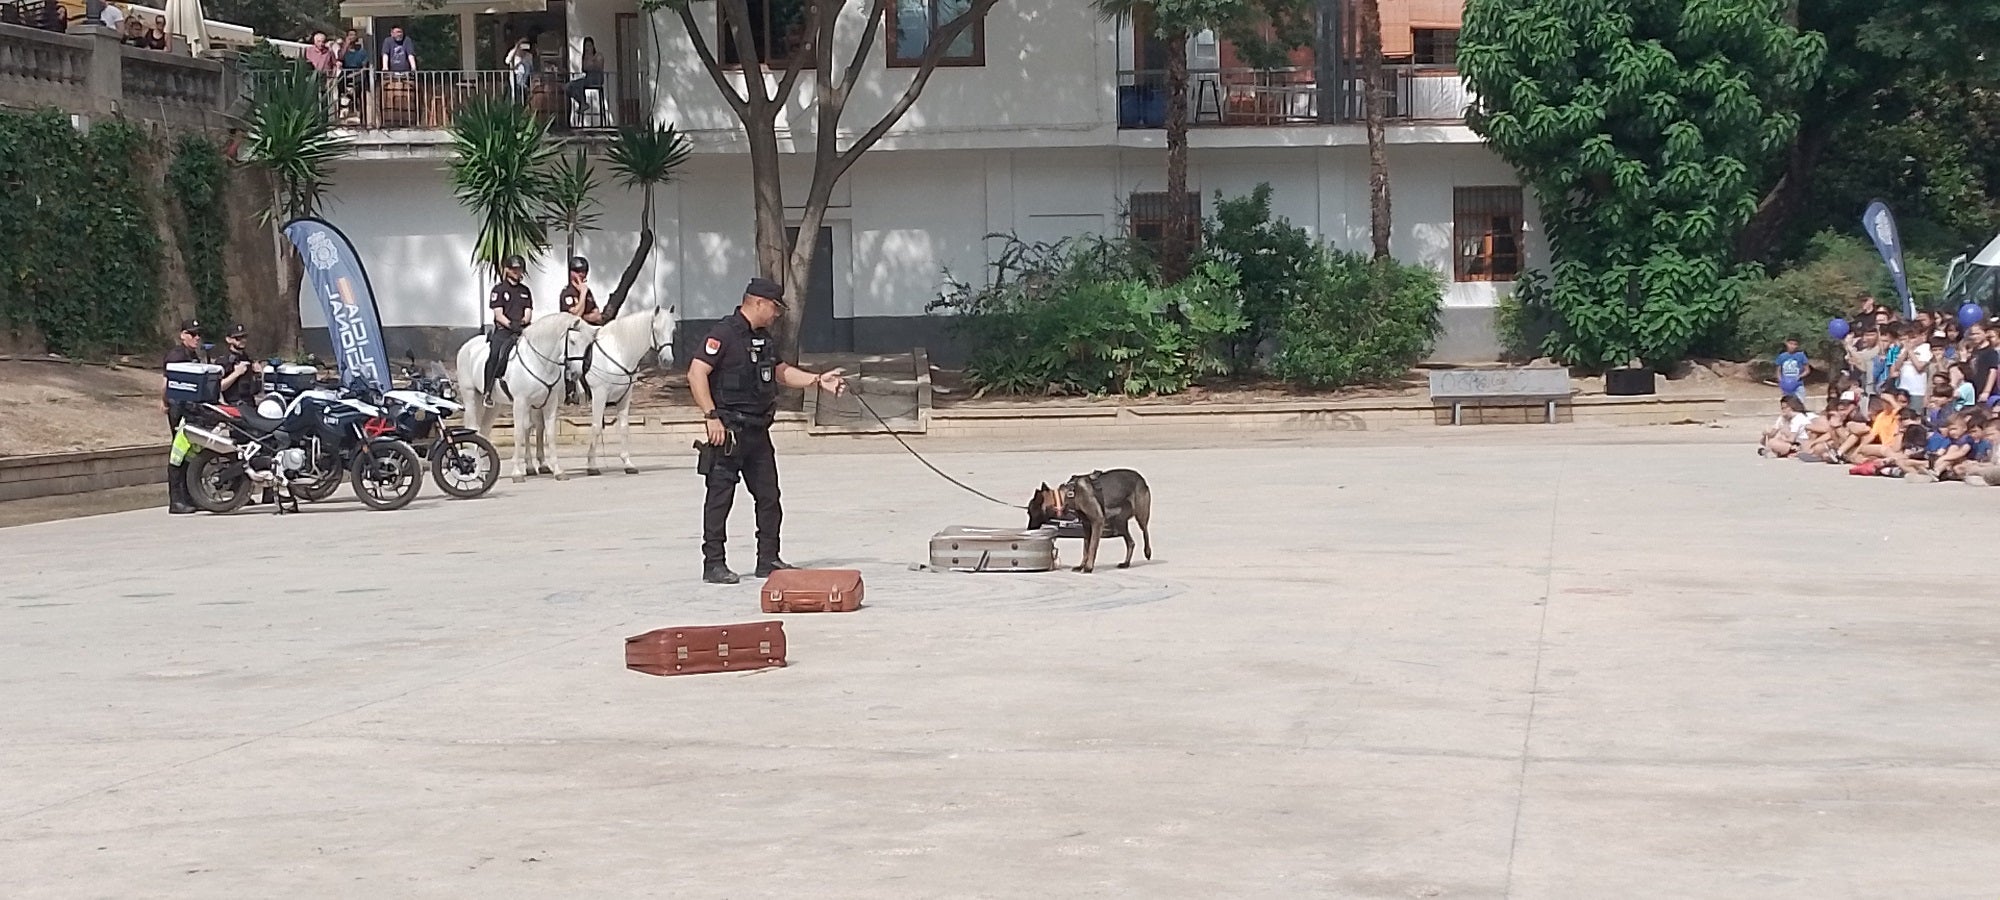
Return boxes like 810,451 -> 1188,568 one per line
180,424 -> 238,456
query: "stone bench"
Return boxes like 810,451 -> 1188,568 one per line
1428,367 -> 1572,426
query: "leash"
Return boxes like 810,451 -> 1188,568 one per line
848,388 -> 1025,510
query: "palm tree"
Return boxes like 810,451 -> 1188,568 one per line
545,146 -> 604,263
242,59 -> 353,352
599,123 -> 691,320
1357,0 -> 1391,260
446,95 -> 562,288
1092,0 -> 1312,282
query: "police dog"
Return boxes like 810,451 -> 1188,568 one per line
1028,469 -> 1153,573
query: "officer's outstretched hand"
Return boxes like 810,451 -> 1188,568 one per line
818,368 -> 848,396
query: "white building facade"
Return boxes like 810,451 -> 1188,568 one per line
308,0 -> 1543,365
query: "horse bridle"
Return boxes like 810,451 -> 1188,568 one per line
585,311 -> 670,405
512,320 -> 578,412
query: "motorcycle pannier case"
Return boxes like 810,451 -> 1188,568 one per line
625,621 -> 787,676
930,526 -> 1059,572
759,569 -> 864,613
164,362 -> 224,404
262,363 -> 318,394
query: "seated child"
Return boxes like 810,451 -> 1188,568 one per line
1761,395 -> 1815,458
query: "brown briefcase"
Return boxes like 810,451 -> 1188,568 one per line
625,621 -> 787,676
759,568 -> 865,613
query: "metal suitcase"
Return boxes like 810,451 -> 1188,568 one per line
760,569 -> 865,613
930,526 -> 1059,572
625,621 -> 787,676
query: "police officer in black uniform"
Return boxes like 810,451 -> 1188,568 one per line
162,319 -> 205,515
217,323 -> 259,405
485,255 -> 533,399
688,277 -> 848,584
558,256 -> 604,325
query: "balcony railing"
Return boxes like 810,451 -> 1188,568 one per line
1115,64 -> 1474,128
253,68 -> 645,133
0,20 -> 237,127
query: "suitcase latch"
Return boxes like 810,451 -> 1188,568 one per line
717,643 -> 730,657
676,647 -> 689,660
759,640 -> 772,655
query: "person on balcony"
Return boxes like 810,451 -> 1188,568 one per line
120,15 -> 146,47
566,36 -> 605,121
96,1 -> 125,32
305,32 -> 338,78
339,29 -> 369,125
381,25 -> 416,76
145,14 -> 169,51
507,37 -> 537,103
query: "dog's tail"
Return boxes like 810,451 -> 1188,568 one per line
1134,480 -> 1152,559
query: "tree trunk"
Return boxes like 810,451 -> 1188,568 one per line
1359,0 -> 1391,260
603,185 -> 654,321
1162,36 -> 1192,282
1737,119 -> 1833,265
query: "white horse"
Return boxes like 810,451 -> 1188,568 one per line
455,312 -> 586,482
576,303 -> 679,476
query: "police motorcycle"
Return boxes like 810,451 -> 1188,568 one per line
383,354 -> 500,500
174,366 -> 426,513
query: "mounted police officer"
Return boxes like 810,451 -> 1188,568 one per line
162,319 -> 205,515
687,277 -> 847,584
485,254 -> 533,400
558,256 -> 604,325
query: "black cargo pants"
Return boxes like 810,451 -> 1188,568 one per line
701,424 -> 781,568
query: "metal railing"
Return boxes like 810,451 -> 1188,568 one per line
252,67 -> 642,133
1116,64 -> 1474,128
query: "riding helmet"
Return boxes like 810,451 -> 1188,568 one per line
503,254 -> 526,271
568,256 -> 589,274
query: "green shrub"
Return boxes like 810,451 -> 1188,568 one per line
1727,230 -> 1951,363
1271,251 -> 1445,387
0,111 -> 164,355
168,135 -> 231,330
933,235 -> 1245,396
1198,184 -> 1319,372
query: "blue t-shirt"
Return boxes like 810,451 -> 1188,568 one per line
1775,351 -> 1809,391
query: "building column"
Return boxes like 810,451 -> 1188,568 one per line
460,12 -> 477,70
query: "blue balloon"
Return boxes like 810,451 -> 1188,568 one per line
1827,317 -> 1850,340
1959,303 -> 1987,328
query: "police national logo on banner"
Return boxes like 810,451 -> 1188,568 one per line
282,217 -> 393,389
705,337 -> 721,355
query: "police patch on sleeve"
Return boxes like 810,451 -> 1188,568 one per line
704,337 -> 721,355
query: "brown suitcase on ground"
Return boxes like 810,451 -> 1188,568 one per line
625,621 -> 787,676
759,568 -> 865,613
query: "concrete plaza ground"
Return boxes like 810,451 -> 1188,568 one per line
2,424 -> 1996,898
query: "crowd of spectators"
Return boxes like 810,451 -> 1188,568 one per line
1762,296 -> 2000,484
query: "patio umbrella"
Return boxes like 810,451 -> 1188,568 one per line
165,0 -> 209,56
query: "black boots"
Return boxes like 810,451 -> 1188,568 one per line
166,465 -> 196,515
754,559 -> 796,578
702,565 -> 741,585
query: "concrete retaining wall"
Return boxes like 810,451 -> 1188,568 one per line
0,445 -> 164,502
476,393 -> 1727,448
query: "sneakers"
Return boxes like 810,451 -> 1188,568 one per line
754,559 -> 797,578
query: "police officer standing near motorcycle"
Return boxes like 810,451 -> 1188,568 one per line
217,323 -> 259,405
162,319 -> 205,514
687,277 -> 847,584
485,255 -> 533,399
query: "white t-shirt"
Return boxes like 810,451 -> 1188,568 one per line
1899,343 -> 1931,396
99,2 -> 124,29
1787,412 -> 1818,441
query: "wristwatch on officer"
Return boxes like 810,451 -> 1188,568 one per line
703,409 -> 719,420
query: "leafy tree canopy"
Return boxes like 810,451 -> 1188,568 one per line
1461,0 -> 1824,368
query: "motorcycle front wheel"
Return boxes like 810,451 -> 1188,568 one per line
430,432 -> 499,499
294,463 -> 343,502
350,440 -> 424,511
184,449 -> 254,513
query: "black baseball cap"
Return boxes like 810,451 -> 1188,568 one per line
745,277 -> 785,305
226,323 -> 248,339
179,319 -> 203,336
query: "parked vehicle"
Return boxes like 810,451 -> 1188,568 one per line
387,359 -> 499,499
177,381 -> 425,513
